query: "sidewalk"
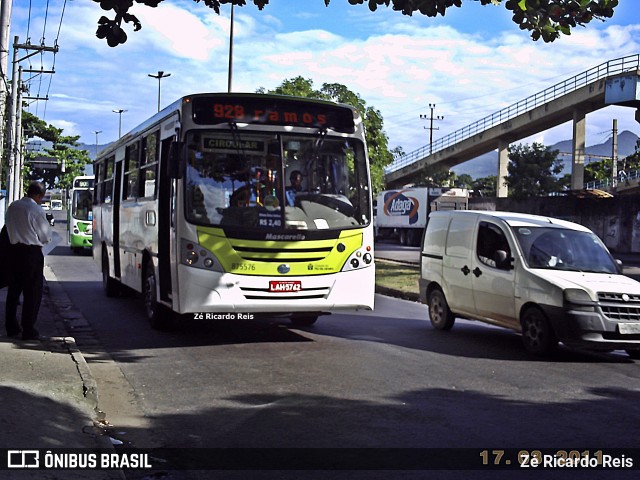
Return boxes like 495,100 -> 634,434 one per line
0,265 -> 121,480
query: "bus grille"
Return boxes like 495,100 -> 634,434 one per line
240,286 -> 330,301
598,292 -> 640,321
231,244 -> 333,263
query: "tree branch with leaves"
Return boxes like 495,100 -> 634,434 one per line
92,0 -> 619,46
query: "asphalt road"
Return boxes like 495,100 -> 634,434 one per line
43,212 -> 640,479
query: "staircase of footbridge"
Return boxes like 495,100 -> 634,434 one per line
385,54 -> 640,197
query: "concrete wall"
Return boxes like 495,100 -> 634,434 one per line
469,194 -> 640,253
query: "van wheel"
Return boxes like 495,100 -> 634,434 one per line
626,349 -> 640,360
143,263 -> 172,330
428,289 -> 455,330
520,307 -> 557,355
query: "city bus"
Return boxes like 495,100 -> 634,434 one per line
92,93 -> 375,329
68,175 -> 94,253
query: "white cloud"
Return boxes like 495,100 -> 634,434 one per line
12,1 -> 640,157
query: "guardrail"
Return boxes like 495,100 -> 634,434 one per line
386,54 -> 640,174
586,169 -> 640,191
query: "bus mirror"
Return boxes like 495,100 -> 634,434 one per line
168,141 -> 185,179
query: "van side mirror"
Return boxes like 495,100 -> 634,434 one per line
494,250 -> 512,270
167,141 -> 185,179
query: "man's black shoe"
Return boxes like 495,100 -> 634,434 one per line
21,330 -> 44,341
6,331 -> 22,339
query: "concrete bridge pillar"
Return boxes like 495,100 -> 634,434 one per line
497,140 -> 509,198
571,108 -> 586,190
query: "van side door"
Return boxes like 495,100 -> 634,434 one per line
442,216 -> 477,317
471,221 -> 517,328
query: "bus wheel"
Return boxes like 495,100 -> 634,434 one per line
102,249 -> 120,297
290,314 -> 318,327
520,307 -> 557,356
428,289 -> 455,331
143,263 -> 171,330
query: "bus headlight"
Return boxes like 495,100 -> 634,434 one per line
181,239 -> 223,272
342,246 -> 374,272
186,251 -> 198,265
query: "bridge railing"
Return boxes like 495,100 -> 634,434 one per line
586,169 -> 640,191
386,54 -> 640,174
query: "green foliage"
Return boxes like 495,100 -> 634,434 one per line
584,139 -> 640,184
505,142 -> 563,199
472,175 -> 497,197
22,111 -> 92,190
92,0 -> 618,46
455,174 -> 474,189
259,76 -> 394,194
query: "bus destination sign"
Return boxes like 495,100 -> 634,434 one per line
191,96 -> 355,133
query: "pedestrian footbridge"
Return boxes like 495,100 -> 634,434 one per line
385,54 -> 640,197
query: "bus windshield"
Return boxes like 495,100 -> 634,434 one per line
72,190 -> 93,221
184,131 -> 371,231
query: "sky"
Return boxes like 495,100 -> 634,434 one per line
6,0 -> 640,166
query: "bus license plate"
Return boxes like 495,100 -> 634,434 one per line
269,281 -> 302,293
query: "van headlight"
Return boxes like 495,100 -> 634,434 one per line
564,289 -> 595,311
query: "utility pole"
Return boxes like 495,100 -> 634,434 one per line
113,109 -> 127,138
6,36 -> 58,203
420,104 -> 444,155
148,71 -> 171,112
0,0 -> 13,199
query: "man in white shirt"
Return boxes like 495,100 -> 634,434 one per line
4,181 -> 53,341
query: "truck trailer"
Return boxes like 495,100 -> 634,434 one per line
374,187 -> 469,246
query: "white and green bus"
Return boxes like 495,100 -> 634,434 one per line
68,175 -> 94,253
92,93 -> 375,329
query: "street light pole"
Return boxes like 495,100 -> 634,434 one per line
228,4 -> 234,93
93,130 -> 102,159
148,71 -> 171,112
112,109 -> 127,138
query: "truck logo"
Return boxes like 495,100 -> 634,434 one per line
383,190 -> 420,224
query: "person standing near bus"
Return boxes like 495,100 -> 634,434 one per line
4,181 -> 52,341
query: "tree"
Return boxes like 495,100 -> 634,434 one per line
258,76 -> 394,194
472,175 -> 497,197
22,111 -> 92,191
505,142 -> 563,199
92,0 -> 618,47
455,173 -> 474,189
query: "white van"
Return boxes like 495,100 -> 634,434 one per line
419,210 -> 640,358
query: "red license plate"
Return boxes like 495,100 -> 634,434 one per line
269,281 -> 302,292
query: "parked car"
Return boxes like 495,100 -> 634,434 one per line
419,210 -> 640,358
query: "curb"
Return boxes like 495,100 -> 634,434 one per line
43,265 -> 122,460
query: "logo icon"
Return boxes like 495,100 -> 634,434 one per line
8,450 -> 39,468
383,190 -> 420,225
277,264 -> 290,274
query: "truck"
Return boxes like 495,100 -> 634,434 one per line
374,187 -> 469,246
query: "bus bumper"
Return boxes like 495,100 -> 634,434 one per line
175,264 -> 375,315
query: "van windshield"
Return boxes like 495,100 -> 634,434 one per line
513,226 -> 618,274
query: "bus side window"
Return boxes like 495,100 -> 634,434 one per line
94,162 -> 102,205
125,141 -> 141,200
141,131 -> 159,198
104,156 -> 114,204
